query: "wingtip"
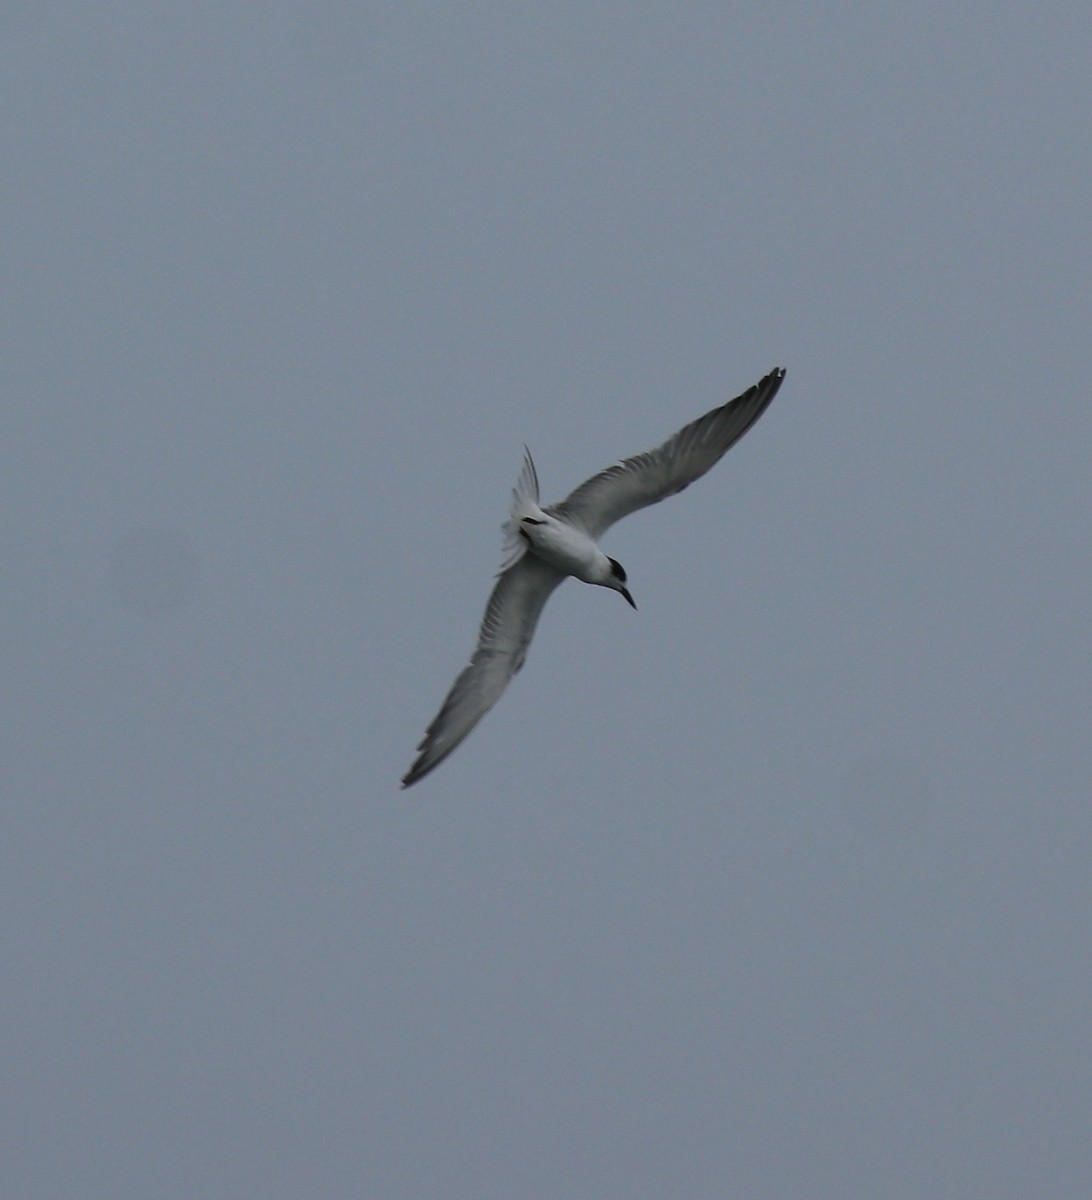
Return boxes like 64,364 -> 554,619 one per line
401,751 -> 437,789
757,365 -> 786,398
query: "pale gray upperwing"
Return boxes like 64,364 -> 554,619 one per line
550,368 -> 784,540
402,554 -> 565,788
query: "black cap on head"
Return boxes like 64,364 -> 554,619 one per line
607,557 -> 627,584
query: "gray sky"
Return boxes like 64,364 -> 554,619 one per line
5,4 -> 1091,1197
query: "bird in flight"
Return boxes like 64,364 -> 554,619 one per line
402,367 -> 785,787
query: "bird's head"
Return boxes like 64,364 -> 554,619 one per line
606,557 -> 637,609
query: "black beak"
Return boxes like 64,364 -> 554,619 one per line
620,587 -> 637,610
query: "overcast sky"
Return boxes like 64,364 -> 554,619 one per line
4,4 -> 1091,1197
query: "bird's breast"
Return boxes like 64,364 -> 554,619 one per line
521,516 -> 602,582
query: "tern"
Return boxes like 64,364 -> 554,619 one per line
402,366 -> 785,787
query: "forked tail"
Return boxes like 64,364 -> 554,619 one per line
499,446 -> 543,571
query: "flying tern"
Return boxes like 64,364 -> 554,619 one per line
402,366 -> 785,787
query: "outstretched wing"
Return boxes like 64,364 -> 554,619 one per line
402,554 -> 565,788
550,368 -> 785,540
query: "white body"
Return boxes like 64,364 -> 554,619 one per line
517,508 -> 615,585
